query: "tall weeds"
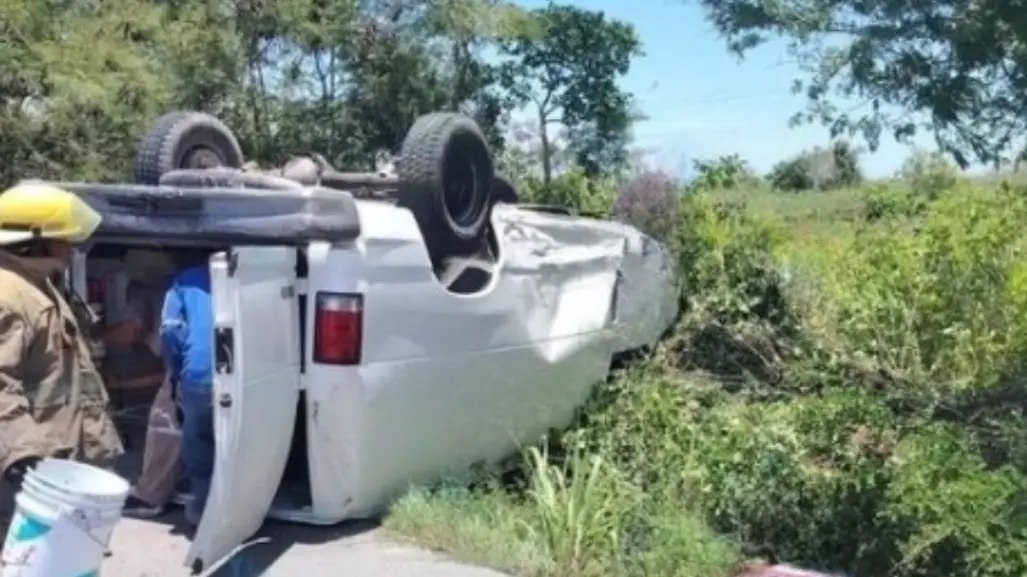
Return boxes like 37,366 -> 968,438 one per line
388,170 -> 1027,577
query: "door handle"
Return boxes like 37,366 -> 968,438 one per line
214,326 -> 234,374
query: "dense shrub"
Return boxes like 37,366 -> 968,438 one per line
768,142 -> 863,192
611,170 -> 678,241
387,169 -> 1027,577
861,184 -> 925,221
518,168 -> 617,216
671,194 -> 790,325
862,151 -> 959,222
767,156 -> 814,192
569,182 -> 1027,577
900,149 -> 960,195
690,154 -> 762,191
822,182 -> 1027,382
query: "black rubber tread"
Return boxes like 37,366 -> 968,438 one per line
133,111 -> 244,185
158,168 -> 302,190
398,113 -> 479,259
395,112 -> 494,263
397,112 -> 492,236
134,112 -> 192,184
398,112 -> 451,145
491,174 -> 518,204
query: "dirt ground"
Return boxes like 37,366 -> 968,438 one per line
102,512 -> 510,577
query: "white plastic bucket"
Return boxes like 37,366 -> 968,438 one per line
0,459 -> 130,577
22,460 -> 128,506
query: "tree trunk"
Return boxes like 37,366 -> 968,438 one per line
538,108 -> 552,184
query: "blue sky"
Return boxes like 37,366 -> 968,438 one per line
513,0 -> 939,178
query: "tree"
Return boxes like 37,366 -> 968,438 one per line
0,0 -> 561,186
497,3 -> 641,183
0,0 -> 521,185
564,102 -> 640,180
0,0 -> 170,184
693,0 -> 1027,168
766,141 -> 863,192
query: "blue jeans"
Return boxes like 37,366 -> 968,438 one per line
177,386 -> 215,520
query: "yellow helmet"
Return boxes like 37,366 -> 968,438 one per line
0,182 -> 102,245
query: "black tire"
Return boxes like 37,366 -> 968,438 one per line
492,174 -> 518,204
133,111 -> 244,185
395,113 -> 494,262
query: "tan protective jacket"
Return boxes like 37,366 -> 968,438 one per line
0,251 -> 123,473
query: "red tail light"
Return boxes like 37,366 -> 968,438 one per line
313,292 -> 363,365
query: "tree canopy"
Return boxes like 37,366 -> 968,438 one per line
0,0 -> 642,187
694,0 -> 1027,168
497,3 -> 641,182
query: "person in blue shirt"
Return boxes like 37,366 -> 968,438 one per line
159,252 -> 214,526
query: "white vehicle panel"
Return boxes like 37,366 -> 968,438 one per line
186,248 -> 300,570
296,203 -> 677,522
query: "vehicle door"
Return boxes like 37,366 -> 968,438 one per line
185,247 -> 301,572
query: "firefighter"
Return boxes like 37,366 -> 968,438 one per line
0,182 -> 124,529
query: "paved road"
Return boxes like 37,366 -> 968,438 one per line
105,430 -> 508,577
102,512 -> 510,577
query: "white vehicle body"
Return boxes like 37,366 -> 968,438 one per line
73,198 -> 678,571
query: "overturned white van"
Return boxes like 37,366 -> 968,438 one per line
43,110 -> 678,572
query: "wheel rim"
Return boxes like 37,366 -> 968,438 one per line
442,148 -> 481,228
181,146 -> 224,169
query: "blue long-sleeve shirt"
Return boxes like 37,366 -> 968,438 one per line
160,265 -> 213,391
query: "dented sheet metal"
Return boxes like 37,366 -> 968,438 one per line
299,203 -> 680,522
492,206 -> 679,355
493,208 -> 627,363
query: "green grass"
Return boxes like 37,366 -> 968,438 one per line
384,446 -> 742,577
719,185 -> 865,221
385,488 -> 741,577
385,487 -> 555,575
